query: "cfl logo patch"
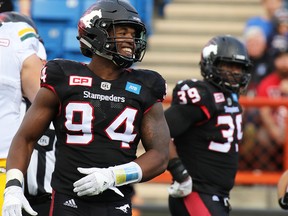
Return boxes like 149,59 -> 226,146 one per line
38,135 -> 50,146
101,82 -> 111,90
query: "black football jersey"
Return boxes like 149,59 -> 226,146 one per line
40,59 -> 166,201
171,79 -> 243,197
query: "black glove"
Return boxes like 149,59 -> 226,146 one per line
167,158 -> 189,183
279,192 -> 288,210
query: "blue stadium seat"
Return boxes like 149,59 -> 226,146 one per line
31,0 -> 82,27
30,0 -> 154,60
128,0 -> 154,36
82,0 -> 97,13
36,21 -> 65,60
63,27 -> 90,63
82,0 -> 154,36
12,0 -> 19,12
63,27 -> 79,53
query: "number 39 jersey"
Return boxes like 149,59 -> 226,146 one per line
171,79 -> 243,197
40,59 -> 166,201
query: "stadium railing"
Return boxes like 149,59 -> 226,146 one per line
151,96 -> 288,185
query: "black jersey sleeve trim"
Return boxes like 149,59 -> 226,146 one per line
165,104 -> 206,137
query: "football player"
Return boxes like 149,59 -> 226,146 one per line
2,1 -> 170,216
0,11 -> 56,216
0,12 -> 55,216
165,35 -> 252,216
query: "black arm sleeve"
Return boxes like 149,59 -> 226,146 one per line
165,104 -> 206,138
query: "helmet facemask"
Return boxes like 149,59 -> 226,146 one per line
104,22 -> 146,68
212,61 -> 252,93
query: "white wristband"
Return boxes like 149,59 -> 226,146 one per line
110,162 -> 142,186
6,169 -> 24,184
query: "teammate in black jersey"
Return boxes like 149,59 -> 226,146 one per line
165,35 -> 252,216
2,1 -> 170,216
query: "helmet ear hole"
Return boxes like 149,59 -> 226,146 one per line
200,59 -> 213,79
90,37 -> 104,51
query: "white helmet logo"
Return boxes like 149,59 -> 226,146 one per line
81,9 -> 102,28
203,44 -> 217,58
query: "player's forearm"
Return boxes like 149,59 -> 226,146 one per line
169,139 -> 178,159
138,103 -> 170,181
6,137 -> 34,174
278,170 -> 288,198
135,148 -> 169,182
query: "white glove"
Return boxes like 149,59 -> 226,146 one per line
168,176 -> 192,198
2,186 -> 37,216
73,167 -> 123,197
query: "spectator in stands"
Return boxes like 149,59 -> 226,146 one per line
240,27 -> 272,166
272,7 -> 288,37
271,7 -> 288,50
2,1 -> 170,216
240,13 -> 288,172
244,0 -> 283,47
243,26 -> 275,97
165,35 -> 252,216
257,36 -> 288,146
0,0 -> 13,12
0,0 -> 31,16
19,0 -> 31,16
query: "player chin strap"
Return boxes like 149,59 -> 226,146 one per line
110,161 -> 143,186
5,168 -> 24,188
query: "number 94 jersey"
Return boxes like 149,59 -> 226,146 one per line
40,59 -> 166,201
172,79 -> 243,197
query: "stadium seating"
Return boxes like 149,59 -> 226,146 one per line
62,27 -> 90,63
82,0 -> 96,13
31,0 -> 81,25
24,0 -> 158,61
129,0 -> 154,36
35,22 -> 65,59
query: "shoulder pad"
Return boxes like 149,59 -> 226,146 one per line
172,79 -> 213,105
132,69 -> 167,101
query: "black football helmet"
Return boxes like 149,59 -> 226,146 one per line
77,0 -> 147,68
200,35 -> 252,93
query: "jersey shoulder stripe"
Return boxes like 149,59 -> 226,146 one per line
18,27 -> 37,41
